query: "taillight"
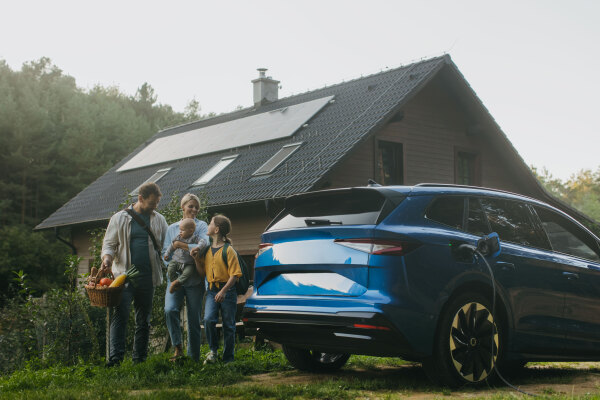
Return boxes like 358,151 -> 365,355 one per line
256,243 -> 273,258
334,239 -> 420,256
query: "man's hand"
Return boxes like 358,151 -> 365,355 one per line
101,255 -> 113,275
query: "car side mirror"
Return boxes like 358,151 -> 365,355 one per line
477,232 -> 501,258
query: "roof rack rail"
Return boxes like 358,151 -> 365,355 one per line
414,183 -> 525,197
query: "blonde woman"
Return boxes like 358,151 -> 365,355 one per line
162,193 -> 209,362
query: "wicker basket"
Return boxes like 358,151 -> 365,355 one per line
86,285 -> 124,307
85,268 -> 124,307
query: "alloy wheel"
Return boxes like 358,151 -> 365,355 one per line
449,302 -> 498,382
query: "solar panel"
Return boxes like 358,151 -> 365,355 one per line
117,95 -> 334,172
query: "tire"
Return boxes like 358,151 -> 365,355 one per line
425,292 -> 502,387
282,345 -> 350,372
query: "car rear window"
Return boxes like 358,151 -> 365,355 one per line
268,190 -> 387,231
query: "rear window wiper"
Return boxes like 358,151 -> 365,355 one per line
305,218 -> 342,226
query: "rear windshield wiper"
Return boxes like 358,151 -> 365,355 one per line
305,219 -> 342,226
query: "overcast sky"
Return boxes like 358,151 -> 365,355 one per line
2,0 -> 598,180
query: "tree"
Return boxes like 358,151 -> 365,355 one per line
533,165 -> 600,234
0,59 -> 204,228
0,57 -> 213,300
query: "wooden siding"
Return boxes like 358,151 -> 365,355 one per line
211,203 -> 271,256
328,76 -> 522,193
71,223 -> 101,276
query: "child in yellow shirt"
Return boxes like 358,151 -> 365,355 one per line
196,214 -> 242,364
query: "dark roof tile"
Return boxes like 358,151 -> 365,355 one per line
36,56 -> 448,229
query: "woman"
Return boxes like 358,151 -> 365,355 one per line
162,193 -> 208,362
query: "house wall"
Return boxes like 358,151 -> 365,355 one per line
72,223 -> 103,276
327,77 -> 522,193
70,207 -> 267,276
215,203 -> 271,256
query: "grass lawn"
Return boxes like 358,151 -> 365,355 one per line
2,345 -> 600,399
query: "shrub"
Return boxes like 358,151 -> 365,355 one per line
0,257 -> 105,374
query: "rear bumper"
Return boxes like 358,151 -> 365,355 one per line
242,308 -> 424,360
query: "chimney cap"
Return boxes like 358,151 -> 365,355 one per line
257,68 -> 268,78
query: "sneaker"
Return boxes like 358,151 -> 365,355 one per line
203,351 -> 217,365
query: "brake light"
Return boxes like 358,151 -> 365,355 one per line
256,243 -> 273,257
334,239 -> 420,256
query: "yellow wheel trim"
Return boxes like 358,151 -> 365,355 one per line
449,302 -> 499,382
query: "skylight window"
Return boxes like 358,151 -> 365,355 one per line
130,168 -> 171,196
192,155 -> 238,186
253,143 -> 303,176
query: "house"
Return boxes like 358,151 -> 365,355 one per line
35,55 -> 598,276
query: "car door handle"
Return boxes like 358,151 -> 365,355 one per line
562,271 -> 579,280
494,261 -> 515,271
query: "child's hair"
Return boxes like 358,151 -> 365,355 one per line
212,214 -> 232,244
180,218 -> 196,231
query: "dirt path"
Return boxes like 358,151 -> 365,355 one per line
242,362 -> 600,398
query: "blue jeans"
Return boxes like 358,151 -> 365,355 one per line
109,280 -> 154,363
204,286 -> 237,362
164,279 -> 205,361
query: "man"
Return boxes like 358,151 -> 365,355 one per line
100,182 -> 168,367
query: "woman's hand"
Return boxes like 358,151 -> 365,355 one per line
190,246 -> 199,258
215,290 -> 225,303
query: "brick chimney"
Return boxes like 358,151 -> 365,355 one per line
252,68 -> 279,107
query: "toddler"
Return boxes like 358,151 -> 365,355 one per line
164,218 -> 207,293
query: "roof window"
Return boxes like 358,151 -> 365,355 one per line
253,143 -> 303,176
192,155 -> 238,186
130,168 -> 171,196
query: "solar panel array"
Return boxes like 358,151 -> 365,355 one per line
117,95 -> 334,172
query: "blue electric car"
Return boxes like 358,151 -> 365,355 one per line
243,184 -> 600,386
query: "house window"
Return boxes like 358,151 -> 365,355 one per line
130,168 -> 171,196
192,155 -> 238,186
455,150 -> 480,186
376,141 -> 403,185
253,143 -> 303,176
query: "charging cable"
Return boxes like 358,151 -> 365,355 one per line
458,244 -> 538,397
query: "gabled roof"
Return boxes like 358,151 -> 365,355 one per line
36,55 -> 599,232
37,56 -> 449,229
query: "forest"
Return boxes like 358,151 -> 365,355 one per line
0,58 -> 211,298
1,57 -> 599,300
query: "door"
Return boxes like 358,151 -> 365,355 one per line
476,197 -> 569,354
533,206 -> 600,356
